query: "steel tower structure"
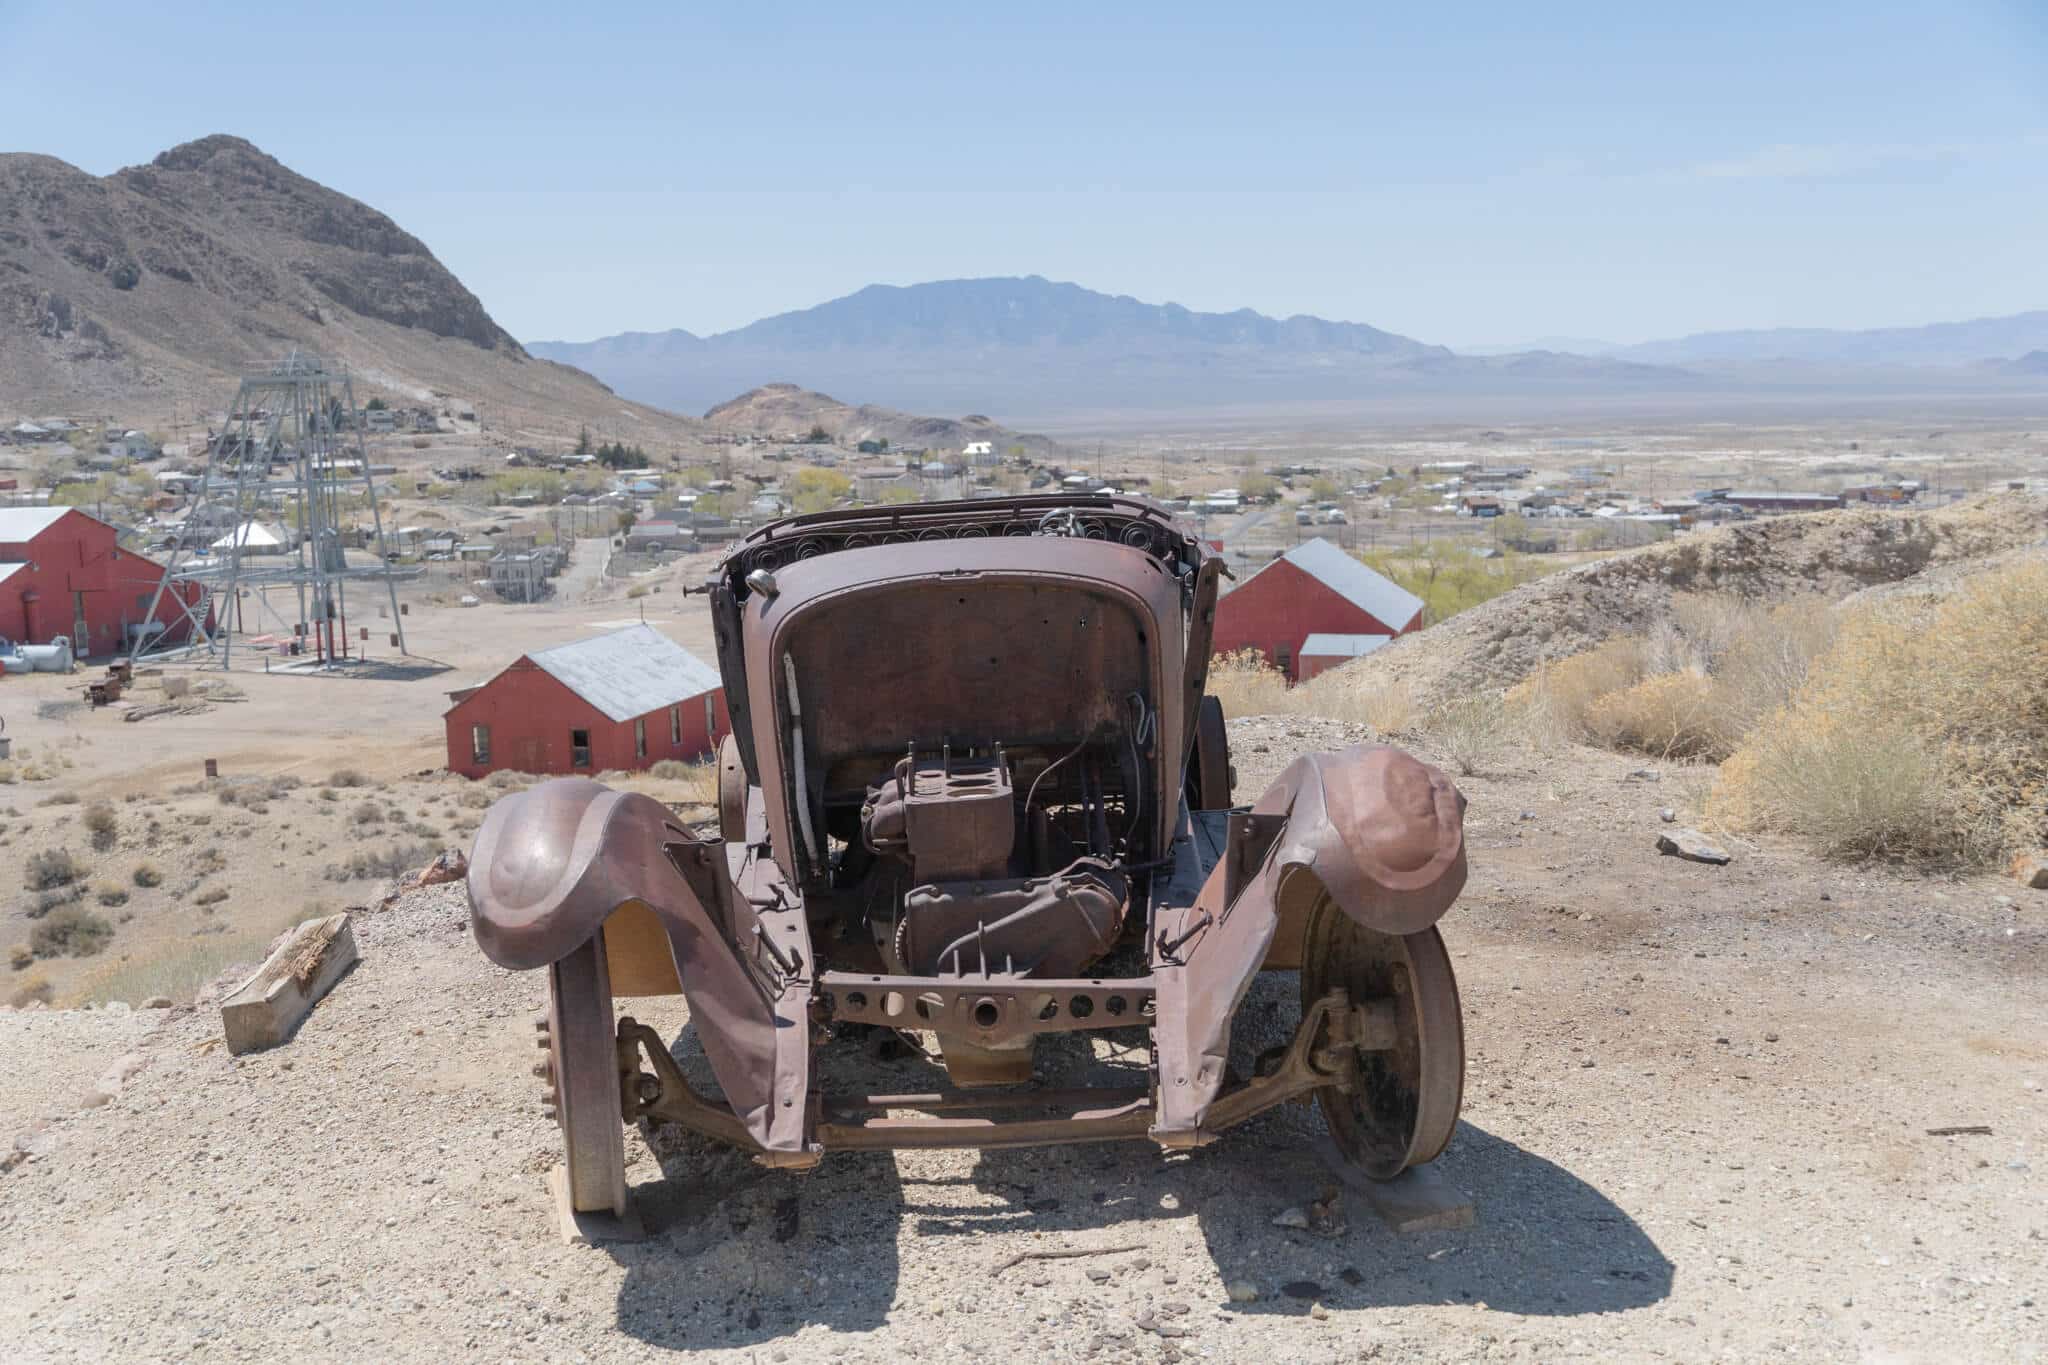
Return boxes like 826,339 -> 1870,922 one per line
131,353 -> 407,667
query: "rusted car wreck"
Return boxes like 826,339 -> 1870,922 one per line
469,495 -> 1468,1223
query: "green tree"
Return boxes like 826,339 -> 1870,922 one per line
1308,477 -> 1343,502
1239,473 -> 1280,502
790,467 -> 852,514
803,424 -> 831,445
365,397 -> 388,411
575,426 -> 592,456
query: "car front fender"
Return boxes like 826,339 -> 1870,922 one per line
1151,745 -> 1466,1144
467,778 -> 814,1156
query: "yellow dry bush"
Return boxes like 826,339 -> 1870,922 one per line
1711,561 -> 2048,864
1205,649 -> 1294,718
1506,637 -> 1648,743
1587,671 -> 1721,759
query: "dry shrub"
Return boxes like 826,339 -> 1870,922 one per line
1589,671 -> 1721,760
38,790 -> 81,806
9,943 -> 31,971
649,759 -> 719,804
1710,561 -> 2048,864
486,769 -> 529,790
84,801 -> 118,850
95,884 -> 129,908
326,768 -> 370,789
456,785 -> 493,809
26,847 -> 81,891
132,862 -> 162,888
1208,649 -> 1418,737
352,801 -> 384,826
325,841 -> 437,883
10,972 -> 53,1008
32,906 -> 114,958
1418,693 -> 1511,776
1509,595 -> 1836,761
1508,636 -> 1649,745
1205,649 -> 1294,717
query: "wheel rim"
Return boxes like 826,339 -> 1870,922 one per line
548,930 -> 626,1215
1302,900 -> 1464,1180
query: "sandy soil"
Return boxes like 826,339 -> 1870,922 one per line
0,536 -> 725,1006
2,718 -> 2041,1362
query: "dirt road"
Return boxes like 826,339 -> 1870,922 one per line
2,721 -> 2042,1362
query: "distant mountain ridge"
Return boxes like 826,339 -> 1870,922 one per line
1615,310 -> 2048,367
533,276 -> 1686,415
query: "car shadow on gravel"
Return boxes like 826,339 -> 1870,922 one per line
603,1004 -> 1670,1348
915,1116 -> 1673,1321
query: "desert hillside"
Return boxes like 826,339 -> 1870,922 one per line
0,136 -> 700,443
702,383 -> 1064,459
1313,491 -> 2048,709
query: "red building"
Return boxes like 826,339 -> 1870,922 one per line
0,507 -> 204,658
1210,538 -> 1423,682
443,624 -> 728,778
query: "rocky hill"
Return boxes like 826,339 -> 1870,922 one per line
1311,492 -> 2048,708
0,136 -> 698,443
702,383 -> 1064,459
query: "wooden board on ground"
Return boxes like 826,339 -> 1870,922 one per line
220,912 -> 359,1055
547,1165 -> 647,1246
1313,1136 -> 1477,1232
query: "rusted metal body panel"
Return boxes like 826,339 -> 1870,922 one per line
469,494 -> 1471,1189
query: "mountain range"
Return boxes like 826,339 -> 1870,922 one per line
537,280 -> 2048,418
532,277 -> 1697,416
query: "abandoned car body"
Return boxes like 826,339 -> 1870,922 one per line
469,495 -> 1470,1221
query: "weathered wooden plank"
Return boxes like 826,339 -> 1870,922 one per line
220,912 -> 358,1055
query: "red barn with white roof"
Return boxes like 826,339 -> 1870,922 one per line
1210,538 -> 1423,682
443,624 -> 728,778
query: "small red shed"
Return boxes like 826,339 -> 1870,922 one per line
1210,538 -> 1423,682
443,624 -> 729,778
0,507 -> 205,658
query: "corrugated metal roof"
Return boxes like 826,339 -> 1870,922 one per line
0,507 -> 74,541
525,624 -> 720,723
1234,538 -> 1424,632
1300,632 -> 1392,658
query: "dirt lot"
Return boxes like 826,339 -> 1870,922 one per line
3,716 -> 2041,1362
0,536 -> 725,1007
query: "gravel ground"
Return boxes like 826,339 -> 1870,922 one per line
2,721 -> 2044,1362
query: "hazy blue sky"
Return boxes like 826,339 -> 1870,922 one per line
7,1 -> 2046,346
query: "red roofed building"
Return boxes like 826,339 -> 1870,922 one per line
0,507 -> 206,658
1211,538 -> 1423,682
443,624 -> 728,778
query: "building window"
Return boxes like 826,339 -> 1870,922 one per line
705,695 -> 717,740
634,717 -> 648,760
669,705 -> 681,746
571,729 -> 592,768
1276,646 -> 1292,678
470,724 -> 491,765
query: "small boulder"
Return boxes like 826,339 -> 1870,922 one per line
2008,851 -> 2048,891
141,996 -> 173,1009
1271,1206 -> 1310,1230
400,848 -> 470,893
1657,829 -> 1731,865
1226,1280 -> 1259,1303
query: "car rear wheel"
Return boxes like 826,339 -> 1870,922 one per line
541,930 -> 627,1215
1300,897 -> 1464,1180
